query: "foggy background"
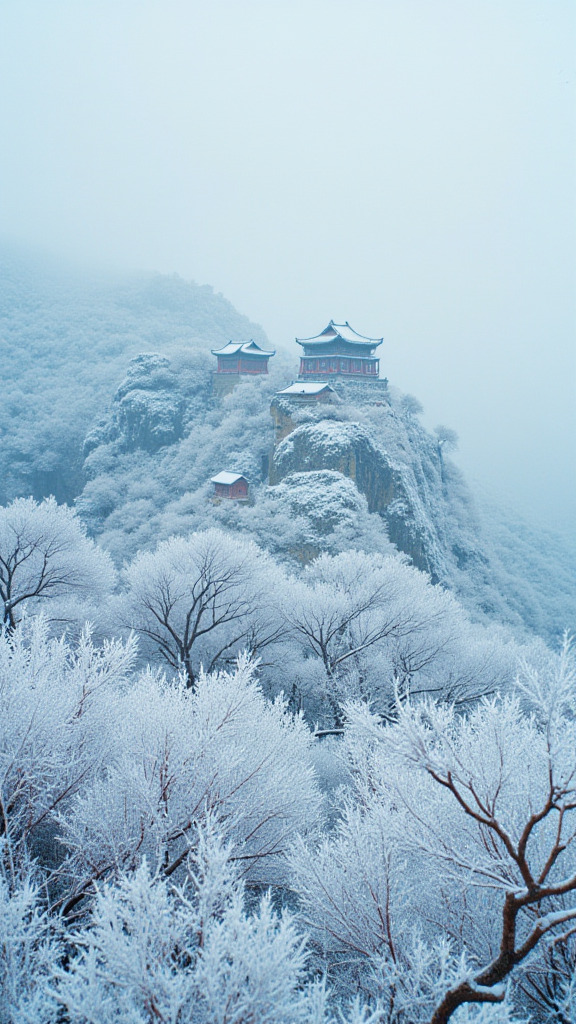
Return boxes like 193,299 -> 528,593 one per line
1,0 -> 574,530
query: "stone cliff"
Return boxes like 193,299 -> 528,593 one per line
83,353 -> 212,460
268,388 -> 485,584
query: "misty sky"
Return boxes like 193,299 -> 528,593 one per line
1,0 -> 575,528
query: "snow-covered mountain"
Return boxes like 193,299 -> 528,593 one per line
1,246 -> 574,643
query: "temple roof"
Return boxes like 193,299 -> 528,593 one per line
211,340 -> 276,357
210,472 -> 248,485
277,382 -> 336,396
295,321 -> 383,348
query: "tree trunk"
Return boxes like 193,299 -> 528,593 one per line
183,655 -> 196,690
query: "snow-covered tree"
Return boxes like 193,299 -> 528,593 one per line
434,425 -> 459,454
122,528 -> 286,686
400,394 -> 424,417
0,497 -> 115,628
283,550 -> 506,725
293,638 -> 576,1023
0,616 -> 137,885
57,655 -> 322,910
56,823 -> 330,1024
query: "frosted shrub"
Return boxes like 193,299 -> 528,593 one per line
59,654 -> 322,905
56,860 -> 199,1023
292,798 -> 413,963
0,867 -> 61,1024
0,617 -> 136,881
57,825 -> 331,1024
197,892 -> 311,1024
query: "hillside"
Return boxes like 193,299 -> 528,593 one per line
77,347 -> 575,643
1,246 -> 574,644
0,244 -> 269,505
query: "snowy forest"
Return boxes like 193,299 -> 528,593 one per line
2,245 -> 576,1024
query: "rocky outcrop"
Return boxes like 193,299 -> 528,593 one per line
115,387 -> 185,452
270,422 -> 397,511
269,420 -> 439,575
83,354 -> 209,459
261,469 -> 377,563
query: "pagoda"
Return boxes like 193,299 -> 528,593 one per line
296,321 -> 382,381
211,339 -> 276,394
212,340 -> 275,376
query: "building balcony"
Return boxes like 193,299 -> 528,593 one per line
299,357 -> 379,378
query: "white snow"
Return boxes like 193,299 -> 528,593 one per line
211,341 -> 275,356
296,320 -> 382,347
211,472 -> 247,485
277,382 -> 336,396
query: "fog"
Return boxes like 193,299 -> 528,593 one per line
1,0 -> 574,529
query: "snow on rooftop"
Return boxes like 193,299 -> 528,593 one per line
211,340 -> 275,357
277,382 -> 335,396
211,472 -> 247,485
296,320 -> 383,347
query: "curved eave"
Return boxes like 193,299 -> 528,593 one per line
296,321 -> 383,348
212,345 -> 240,356
211,344 -> 276,357
240,343 -> 276,356
296,338 -> 381,349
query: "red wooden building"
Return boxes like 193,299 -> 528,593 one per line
210,472 -> 249,500
211,340 -> 275,375
296,321 -> 383,381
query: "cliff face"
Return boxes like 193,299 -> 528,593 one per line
270,420 -> 434,574
83,354 -> 211,460
268,391 -> 485,584
270,421 -> 397,510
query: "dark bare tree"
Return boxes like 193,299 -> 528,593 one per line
0,497 -> 114,628
122,528 -> 286,687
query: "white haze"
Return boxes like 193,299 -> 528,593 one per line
0,0 -> 574,528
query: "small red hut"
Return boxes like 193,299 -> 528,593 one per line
211,472 -> 249,500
